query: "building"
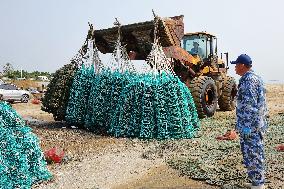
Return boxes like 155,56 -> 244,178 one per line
37,76 -> 49,81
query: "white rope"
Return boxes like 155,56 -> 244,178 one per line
109,19 -> 136,73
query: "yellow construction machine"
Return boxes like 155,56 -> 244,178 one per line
93,15 -> 237,118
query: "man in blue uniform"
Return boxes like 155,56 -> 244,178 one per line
231,54 -> 268,189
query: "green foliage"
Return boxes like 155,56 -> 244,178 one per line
2,63 -> 14,75
1,62 -> 51,79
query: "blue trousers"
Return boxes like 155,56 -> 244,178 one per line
240,132 -> 265,186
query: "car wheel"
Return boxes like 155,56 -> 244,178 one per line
21,94 -> 29,103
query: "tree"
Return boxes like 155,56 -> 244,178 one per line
0,62 -> 53,80
3,63 -> 14,75
3,63 -> 16,79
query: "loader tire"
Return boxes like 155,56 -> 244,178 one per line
218,76 -> 237,111
189,76 -> 218,118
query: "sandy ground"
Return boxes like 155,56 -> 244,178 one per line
14,103 -> 215,189
11,84 -> 284,189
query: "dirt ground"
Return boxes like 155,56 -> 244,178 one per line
11,84 -> 284,189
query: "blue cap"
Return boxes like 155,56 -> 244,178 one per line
230,54 -> 252,65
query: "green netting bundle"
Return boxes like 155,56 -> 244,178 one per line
63,29 -> 200,139
41,62 -> 78,121
109,72 -> 200,139
65,64 -> 95,127
84,69 -> 133,134
65,68 -> 200,139
0,102 -> 51,188
102,71 -> 139,136
84,69 -> 112,133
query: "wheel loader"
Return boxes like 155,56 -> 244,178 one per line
93,15 -> 237,118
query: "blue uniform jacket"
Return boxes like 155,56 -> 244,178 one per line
236,70 -> 268,134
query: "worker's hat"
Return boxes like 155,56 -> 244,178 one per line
230,54 -> 252,66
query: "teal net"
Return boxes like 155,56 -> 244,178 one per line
105,41 -> 200,139
65,23 -> 200,139
0,102 -> 52,188
65,64 -> 95,127
84,69 -> 114,133
65,38 -> 103,127
108,72 -> 200,139
80,67 -> 200,139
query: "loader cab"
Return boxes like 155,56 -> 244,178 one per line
182,32 -> 217,60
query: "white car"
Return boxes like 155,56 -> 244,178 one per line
0,83 -> 31,103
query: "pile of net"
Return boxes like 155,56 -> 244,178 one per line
0,101 -> 51,188
65,29 -> 200,139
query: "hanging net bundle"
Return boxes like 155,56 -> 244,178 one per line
46,19 -> 200,139
81,20 -> 200,139
65,64 -> 95,127
84,29 -> 136,134
42,25 -> 95,121
65,38 -> 103,127
0,102 -> 51,188
41,62 -> 78,121
107,38 -> 200,139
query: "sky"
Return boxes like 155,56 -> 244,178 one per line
0,0 -> 284,83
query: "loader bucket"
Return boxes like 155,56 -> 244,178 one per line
93,15 -> 185,60
163,46 -> 197,66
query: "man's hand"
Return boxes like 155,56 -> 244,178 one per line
242,127 -> 251,139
